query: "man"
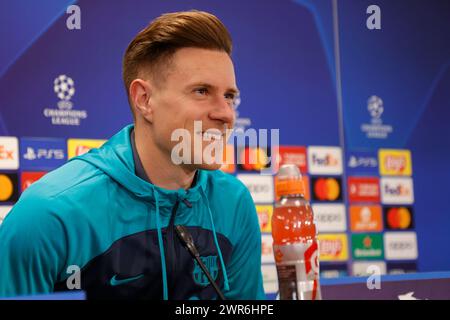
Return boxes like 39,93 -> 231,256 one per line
0,10 -> 265,300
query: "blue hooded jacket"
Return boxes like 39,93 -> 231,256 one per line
0,125 -> 265,299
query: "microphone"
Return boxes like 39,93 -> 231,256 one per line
175,225 -> 226,300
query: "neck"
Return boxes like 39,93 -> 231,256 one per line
134,124 -> 196,190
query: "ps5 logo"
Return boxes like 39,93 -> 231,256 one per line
23,147 -> 65,161
348,155 -> 377,168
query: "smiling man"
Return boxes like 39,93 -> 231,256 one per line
0,10 -> 265,300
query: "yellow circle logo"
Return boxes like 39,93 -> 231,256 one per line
325,178 -> 340,201
0,174 -> 13,201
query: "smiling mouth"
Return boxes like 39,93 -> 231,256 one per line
196,130 -> 225,140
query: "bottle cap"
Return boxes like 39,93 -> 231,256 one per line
275,164 -> 306,198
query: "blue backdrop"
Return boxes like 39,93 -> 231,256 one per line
1,0 -> 449,279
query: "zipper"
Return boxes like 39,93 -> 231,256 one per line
167,198 -> 193,297
167,200 -> 179,295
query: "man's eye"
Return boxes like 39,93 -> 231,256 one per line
194,88 -> 208,95
224,93 -> 235,100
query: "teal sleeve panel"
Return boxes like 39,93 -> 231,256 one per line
223,188 -> 266,300
0,193 -> 67,298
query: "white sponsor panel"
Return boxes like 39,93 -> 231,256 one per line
0,137 -> 19,169
312,204 -> 347,232
384,232 -> 418,260
261,234 -> 275,264
307,146 -> 343,175
0,206 -> 13,225
237,174 -> 274,203
261,264 -> 278,293
352,261 -> 386,277
380,177 -> 414,204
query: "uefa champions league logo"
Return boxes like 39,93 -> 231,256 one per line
360,95 -> 392,139
367,95 -> 383,120
54,74 -> 75,110
43,74 -> 87,126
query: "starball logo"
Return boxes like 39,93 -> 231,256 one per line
43,75 -> 88,126
360,95 -> 393,139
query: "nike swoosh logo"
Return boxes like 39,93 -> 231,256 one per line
110,274 -> 144,286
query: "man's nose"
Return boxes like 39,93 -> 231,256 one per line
208,97 -> 236,126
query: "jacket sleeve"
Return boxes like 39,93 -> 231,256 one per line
224,187 -> 266,300
0,193 -> 67,298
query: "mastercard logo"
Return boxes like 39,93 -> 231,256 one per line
0,173 -> 18,202
385,207 -> 413,230
312,177 -> 342,201
238,147 -> 270,171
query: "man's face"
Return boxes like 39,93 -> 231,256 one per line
148,47 -> 237,171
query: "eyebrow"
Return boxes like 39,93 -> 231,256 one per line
188,82 -> 240,96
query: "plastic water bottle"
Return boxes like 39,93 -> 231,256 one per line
272,164 -> 322,300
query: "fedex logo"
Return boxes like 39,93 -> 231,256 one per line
384,185 -> 410,196
20,138 -> 66,170
312,154 -> 338,166
0,137 -> 19,169
0,146 -> 14,160
381,178 -> 414,204
308,146 -> 343,175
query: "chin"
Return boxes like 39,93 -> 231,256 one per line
197,162 -> 223,171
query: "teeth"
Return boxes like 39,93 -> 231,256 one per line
203,131 -> 223,140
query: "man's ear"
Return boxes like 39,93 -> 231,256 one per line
129,79 -> 154,123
